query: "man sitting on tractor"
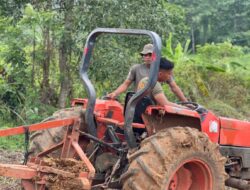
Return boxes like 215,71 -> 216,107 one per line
107,44 -> 187,102
137,57 -> 184,108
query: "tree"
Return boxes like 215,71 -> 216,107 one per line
58,0 -> 75,108
212,0 -> 250,46
170,0 -> 250,49
0,0 -> 30,21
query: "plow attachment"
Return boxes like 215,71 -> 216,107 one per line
0,117 -> 95,190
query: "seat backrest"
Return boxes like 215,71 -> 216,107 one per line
124,91 -> 154,124
123,91 -> 135,116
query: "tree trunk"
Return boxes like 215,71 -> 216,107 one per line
31,28 -> 36,88
58,40 -> 71,108
191,25 -> 195,53
58,0 -> 73,108
202,18 -> 208,44
40,26 -> 51,104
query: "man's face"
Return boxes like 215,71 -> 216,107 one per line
142,53 -> 153,65
158,69 -> 173,82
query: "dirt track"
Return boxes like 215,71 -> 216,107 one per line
0,149 -> 236,190
0,149 -> 23,190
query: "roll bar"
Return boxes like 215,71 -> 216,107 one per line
80,28 -> 162,149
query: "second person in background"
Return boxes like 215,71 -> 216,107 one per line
107,43 -> 188,102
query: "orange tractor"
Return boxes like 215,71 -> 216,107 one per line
0,28 -> 250,190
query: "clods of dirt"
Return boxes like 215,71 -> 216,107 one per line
42,158 -> 89,190
0,150 -> 89,190
43,157 -> 89,173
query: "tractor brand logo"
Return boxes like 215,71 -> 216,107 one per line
209,121 -> 218,133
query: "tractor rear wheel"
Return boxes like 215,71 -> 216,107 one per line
29,106 -> 83,156
122,127 -> 227,190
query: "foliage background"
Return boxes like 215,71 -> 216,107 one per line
0,0 -> 249,149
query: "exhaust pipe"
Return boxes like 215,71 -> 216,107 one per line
225,177 -> 250,190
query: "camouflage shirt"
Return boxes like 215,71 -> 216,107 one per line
127,64 -> 173,90
137,77 -> 163,102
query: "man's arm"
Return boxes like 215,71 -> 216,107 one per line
108,64 -> 138,98
168,80 -> 188,102
154,93 -> 184,108
107,79 -> 132,98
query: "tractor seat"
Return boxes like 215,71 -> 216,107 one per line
124,92 -> 154,124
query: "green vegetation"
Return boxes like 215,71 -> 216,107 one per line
162,39 -> 250,119
0,0 -> 249,149
0,121 -> 24,150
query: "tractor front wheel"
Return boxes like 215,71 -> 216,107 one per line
122,127 -> 227,190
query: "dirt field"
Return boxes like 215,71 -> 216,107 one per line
0,149 -> 23,190
0,149 -> 88,190
0,149 -> 236,190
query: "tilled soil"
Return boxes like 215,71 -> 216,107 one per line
42,158 -> 89,190
0,149 -> 89,190
0,149 -> 23,190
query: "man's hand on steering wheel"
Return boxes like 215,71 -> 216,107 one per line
177,101 -> 199,110
106,92 -> 117,99
178,101 -> 208,114
103,93 -> 119,101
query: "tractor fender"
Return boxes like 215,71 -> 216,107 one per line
143,105 -> 221,143
142,105 -> 202,135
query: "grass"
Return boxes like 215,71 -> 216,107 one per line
0,120 -> 24,150
0,135 -> 24,150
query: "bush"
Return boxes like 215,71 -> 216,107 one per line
162,39 -> 249,119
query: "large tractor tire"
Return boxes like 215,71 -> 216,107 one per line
29,106 -> 83,156
122,127 -> 228,190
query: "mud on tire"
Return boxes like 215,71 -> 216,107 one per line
29,106 -> 84,156
122,127 -> 228,190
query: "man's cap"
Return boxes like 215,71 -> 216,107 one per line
140,43 -> 154,55
160,57 -> 174,70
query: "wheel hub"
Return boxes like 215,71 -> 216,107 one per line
167,166 -> 192,190
167,159 -> 213,190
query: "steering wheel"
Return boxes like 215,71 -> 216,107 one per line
177,101 -> 208,114
177,101 -> 199,110
101,95 -> 119,101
